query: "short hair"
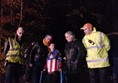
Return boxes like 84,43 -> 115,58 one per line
65,31 -> 75,37
17,27 -> 23,30
45,34 -> 53,38
17,27 -> 24,32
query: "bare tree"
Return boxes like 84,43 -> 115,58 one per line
18,0 -> 23,27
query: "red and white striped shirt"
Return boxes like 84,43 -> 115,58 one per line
45,50 -> 62,74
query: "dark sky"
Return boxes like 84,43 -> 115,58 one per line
1,0 -> 118,54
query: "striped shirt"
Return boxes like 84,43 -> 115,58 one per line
46,50 -> 62,73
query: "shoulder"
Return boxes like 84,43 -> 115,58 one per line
54,50 -> 61,56
73,39 -> 82,44
55,49 -> 60,53
8,37 -> 14,40
65,42 -> 70,47
7,37 -> 14,42
94,31 -> 106,35
32,42 -> 40,49
98,32 -> 108,38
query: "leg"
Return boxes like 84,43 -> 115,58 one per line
112,58 -> 118,83
5,64 -> 12,83
13,63 -> 21,83
66,72 -> 80,83
112,74 -> 118,83
99,67 -> 109,83
31,66 -> 41,83
52,72 -> 60,83
88,68 -> 98,83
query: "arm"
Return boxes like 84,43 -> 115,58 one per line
29,43 -> 37,67
3,39 -> 10,66
75,41 -> 87,68
3,40 -> 9,56
57,51 -> 62,70
102,33 -> 111,51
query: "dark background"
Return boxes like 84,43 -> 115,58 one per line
0,0 -> 118,53
1,0 -> 118,82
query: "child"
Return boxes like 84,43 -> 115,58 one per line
43,43 -> 62,83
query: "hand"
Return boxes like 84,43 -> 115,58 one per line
63,57 -> 66,60
59,69 -> 62,71
43,69 -> 46,71
29,64 -> 33,67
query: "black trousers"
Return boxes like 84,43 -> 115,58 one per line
88,67 -> 110,83
31,65 -> 42,83
66,72 -> 82,83
5,62 -> 21,83
112,58 -> 118,83
45,71 -> 60,83
23,64 -> 32,82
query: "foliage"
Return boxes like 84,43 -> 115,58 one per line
0,0 -> 113,76
1,0 -> 111,30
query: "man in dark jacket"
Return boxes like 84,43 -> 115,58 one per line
29,34 -> 53,83
23,41 -> 35,83
64,31 -> 87,83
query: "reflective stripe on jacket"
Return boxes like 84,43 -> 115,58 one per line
82,27 -> 111,68
6,37 -> 24,64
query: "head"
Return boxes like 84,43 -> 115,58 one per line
43,34 -> 53,46
16,27 -> 24,38
80,23 -> 93,35
49,43 -> 55,52
45,34 -> 53,43
65,31 -> 75,42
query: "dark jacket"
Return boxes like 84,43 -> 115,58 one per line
64,39 -> 87,73
29,41 -> 49,69
24,43 -> 34,63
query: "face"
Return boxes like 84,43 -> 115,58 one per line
83,28 -> 92,35
49,43 -> 55,52
16,28 -> 24,38
65,33 -> 73,42
82,23 -> 93,35
45,35 -> 52,43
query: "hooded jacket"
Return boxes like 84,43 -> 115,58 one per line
82,27 -> 110,68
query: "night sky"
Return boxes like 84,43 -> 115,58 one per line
1,0 -> 118,54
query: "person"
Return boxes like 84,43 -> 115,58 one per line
3,27 -> 28,83
64,31 -> 87,83
107,32 -> 118,83
29,34 -> 53,83
23,41 -> 35,83
43,43 -> 62,83
81,23 -> 111,83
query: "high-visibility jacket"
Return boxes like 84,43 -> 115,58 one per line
6,37 -> 26,64
82,27 -> 111,68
